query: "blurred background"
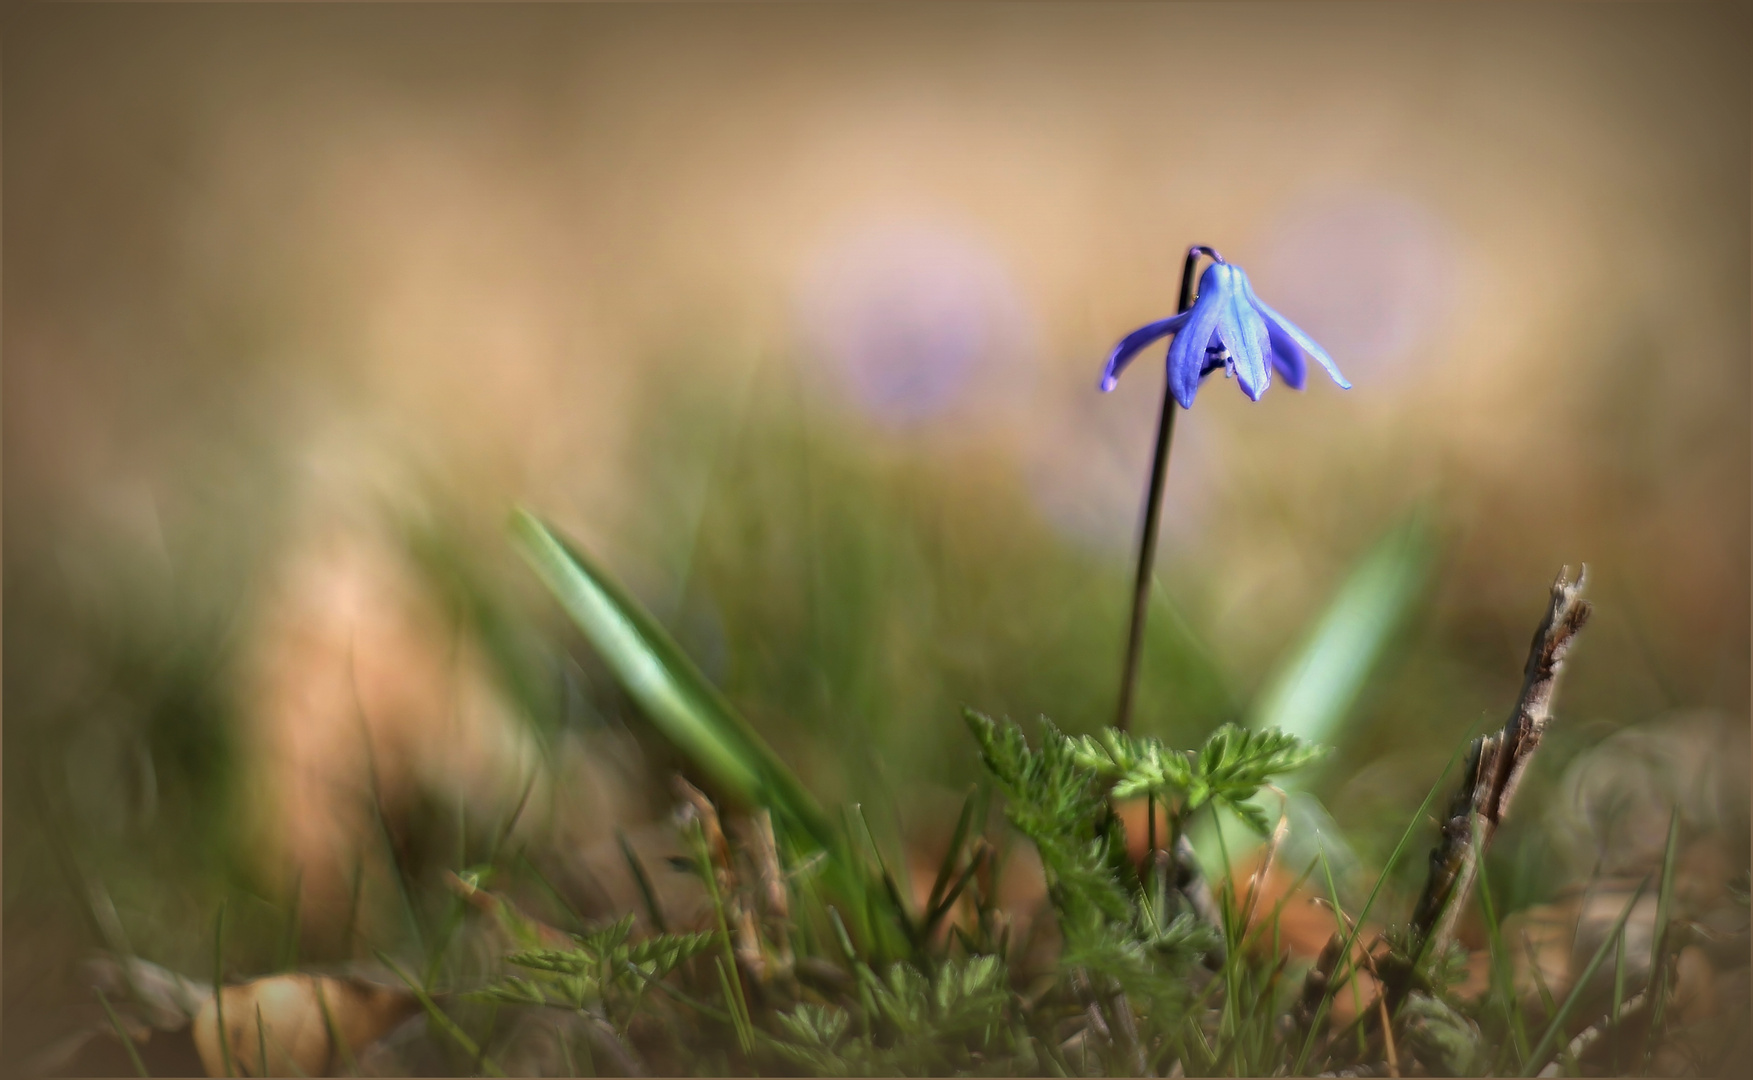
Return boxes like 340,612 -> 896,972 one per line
5,3 -> 1748,1071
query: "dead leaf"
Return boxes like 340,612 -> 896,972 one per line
191,973 -> 418,1078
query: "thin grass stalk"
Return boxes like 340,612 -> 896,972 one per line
1521,932 -> 1572,1076
341,854 -> 365,958
926,789 -> 977,916
486,768 -> 539,869
688,817 -> 755,1055
516,850 -> 586,932
1291,728 -> 1478,1075
266,1026 -> 312,1080
615,829 -> 669,934
1311,847 -> 1363,1059
214,902 -> 235,1079
712,957 -> 756,1056
472,1001 -> 502,1076
1213,812 -> 1239,1046
1523,879 -> 1649,1076
1375,989 -> 1400,1078
1239,811 -> 1289,947
276,870 -> 302,974
313,979 -> 359,1078
1239,854 -> 1319,956
1642,806 -> 1683,1068
1611,917 -> 1628,1075
1476,847 -> 1530,1070
924,845 -> 985,936
256,1004 -> 270,1080
557,1020 -> 579,1079
96,989 -> 151,1078
379,951 -> 508,1078
855,803 -> 918,948
351,654 -> 428,964
426,893 -> 470,990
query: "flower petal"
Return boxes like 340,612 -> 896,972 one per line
1165,264 -> 1229,408
1238,273 -> 1351,390
1266,322 -> 1307,389
1218,266 -> 1273,400
1099,312 -> 1189,392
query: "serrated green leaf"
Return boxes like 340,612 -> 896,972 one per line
625,930 -> 717,977
1192,724 -> 1325,806
1219,795 -> 1273,837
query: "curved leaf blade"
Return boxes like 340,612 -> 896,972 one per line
512,509 -> 836,853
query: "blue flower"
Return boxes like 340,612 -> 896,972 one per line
1099,260 -> 1351,408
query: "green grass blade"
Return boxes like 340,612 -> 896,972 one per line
616,829 -> 669,934
515,850 -> 586,933
1522,878 -> 1650,1076
341,855 -> 365,957
1292,724 -> 1477,1075
927,788 -> 977,915
1313,843 -> 1369,1060
558,1020 -> 579,1078
314,979 -> 359,1077
1652,805 -> 1682,972
356,697 -> 427,964
256,1004 -> 269,1080
714,956 -> 756,1056
96,990 -> 151,1078
472,1001 -> 502,1076
1642,805 -> 1683,1067
379,951 -> 508,1078
1476,849 -> 1529,1070
685,816 -> 755,1055
1523,931 -> 1561,1041
1209,512 -> 1433,867
854,803 -> 917,949
1239,853 -> 1320,955
486,769 -> 539,869
1611,912 -> 1627,1076
513,509 -> 836,853
276,870 -> 302,973
213,902 -> 235,1079
925,848 -> 985,934
1247,511 -> 1432,751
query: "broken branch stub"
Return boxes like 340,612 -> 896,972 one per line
1409,566 -> 1592,969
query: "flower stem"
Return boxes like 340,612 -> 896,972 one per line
1115,245 -> 1211,731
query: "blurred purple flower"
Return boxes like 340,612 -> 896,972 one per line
1256,191 -> 1458,381
794,220 -> 1030,427
1099,259 -> 1350,408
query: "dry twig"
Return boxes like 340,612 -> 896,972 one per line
1395,567 -> 1591,1003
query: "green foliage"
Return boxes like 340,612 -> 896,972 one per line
471,915 -> 717,1012
1246,511 -> 1433,750
1066,728 -> 1194,802
962,710 -> 1131,932
1425,939 -> 1471,996
773,956 -> 1015,1076
962,709 -> 1331,1075
513,510 -> 838,856
1400,992 -> 1486,1077
1068,723 -> 1324,836
772,1003 -> 854,1074
1190,725 -> 1326,834
963,709 -> 1325,969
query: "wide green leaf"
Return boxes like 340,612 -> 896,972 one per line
512,509 -> 836,853
1194,511 -> 1432,875
1246,510 -> 1432,749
